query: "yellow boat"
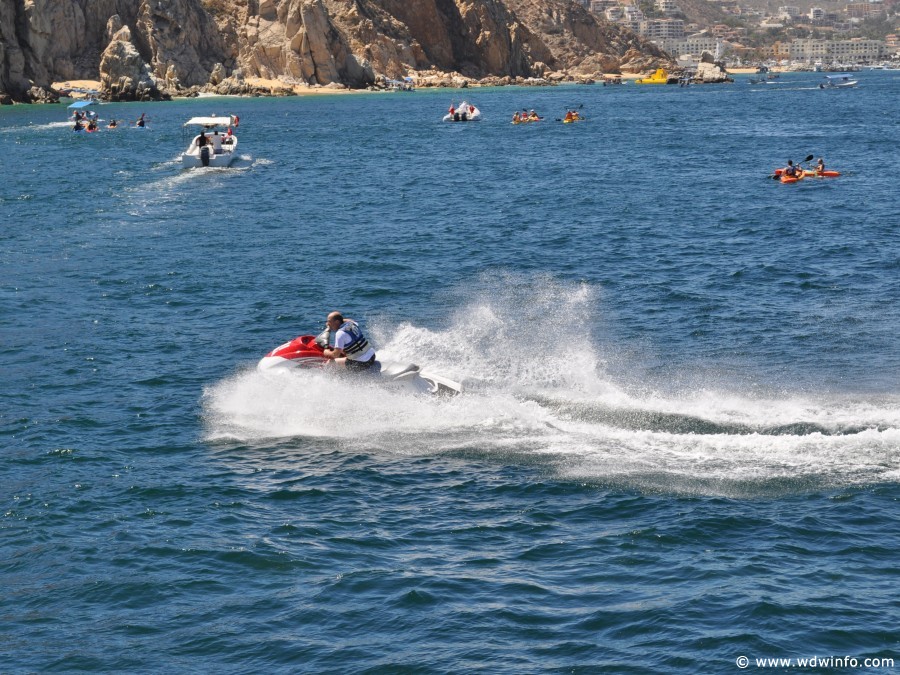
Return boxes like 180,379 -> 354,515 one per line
635,68 -> 670,85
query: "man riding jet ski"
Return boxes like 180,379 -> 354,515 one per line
321,311 -> 377,371
257,312 -> 462,396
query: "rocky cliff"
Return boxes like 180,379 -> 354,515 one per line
0,0 -> 671,103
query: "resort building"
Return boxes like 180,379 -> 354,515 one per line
653,35 -> 726,58
777,5 -> 801,18
789,37 -> 887,62
845,2 -> 887,18
639,18 -> 686,39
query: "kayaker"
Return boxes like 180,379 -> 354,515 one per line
783,160 -> 797,177
108,119 -> 118,128
815,158 -> 825,175
136,113 -> 146,128
321,312 -> 377,372
512,111 -> 521,123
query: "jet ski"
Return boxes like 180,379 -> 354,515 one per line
257,332 -> 463,396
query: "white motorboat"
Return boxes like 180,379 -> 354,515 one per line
819,75 -> 858,89
181,115 -> 239,168
443,101 -> 482,122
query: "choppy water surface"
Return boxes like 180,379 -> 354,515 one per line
2,72 -> 899,671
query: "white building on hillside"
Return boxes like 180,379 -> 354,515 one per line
778,5 -> 801,18
654,35 -> 726,59
640,18 -> 686,39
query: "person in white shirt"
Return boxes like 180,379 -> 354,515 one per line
322,312 -> 376,371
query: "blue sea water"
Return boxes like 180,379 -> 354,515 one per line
2,71 -> 899,672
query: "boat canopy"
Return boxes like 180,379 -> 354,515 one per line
184,116 -> 234,127
67,100 -> 97,109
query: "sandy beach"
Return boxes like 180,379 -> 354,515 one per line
52,77 -> 367,98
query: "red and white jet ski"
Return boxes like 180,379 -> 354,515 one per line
258,332 -> 463,396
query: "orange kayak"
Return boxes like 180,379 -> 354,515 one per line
774,168 -> 840,178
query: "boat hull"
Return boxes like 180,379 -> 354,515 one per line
182,137 -> 238,168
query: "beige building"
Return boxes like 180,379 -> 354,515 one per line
640,18 -> 686,39
790,37 -> 887,62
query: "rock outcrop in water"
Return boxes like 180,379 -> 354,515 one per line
0,0 -> 672,103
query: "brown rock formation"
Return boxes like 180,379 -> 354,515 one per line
0,0 -> 672,103
99,25 -> 165,101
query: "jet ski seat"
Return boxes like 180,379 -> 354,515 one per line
379,362 -> 421,378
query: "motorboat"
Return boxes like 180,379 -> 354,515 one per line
258,333 -> 463,396
181,115 -> 239,168
68,98 -> 99,120
819,75 -> 858,89
443,101 -> 482,122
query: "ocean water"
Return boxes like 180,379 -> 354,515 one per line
2,71 -> 899,672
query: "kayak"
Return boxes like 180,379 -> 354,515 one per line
774,168 -> 840,178
780,174 -> 802,184
562,117 -> 585,124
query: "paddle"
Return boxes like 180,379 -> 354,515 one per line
771,154 -> 814,179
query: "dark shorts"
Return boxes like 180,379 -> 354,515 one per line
345,356 -> 376,372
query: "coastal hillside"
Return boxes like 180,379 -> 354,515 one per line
0,0 -> 670,103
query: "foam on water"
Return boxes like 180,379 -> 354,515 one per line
202,275 -> 899,494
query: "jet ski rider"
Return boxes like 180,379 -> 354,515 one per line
321,311 -> 377,371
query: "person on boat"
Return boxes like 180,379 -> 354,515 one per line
815,158 -> 825,175
136,113 -> 146,128
211,131 -> 223,154
224,127 -> 234,144
73,119 -> 84,131
783,160 -> 797,177
108,119 -> 118,129
564,110 -> 575,122
448,104 -> 455,116
529,109 -> 540,121
321,312 -> 376,372
197,131 -> 209,147
87,119 -> 98,132
512,111 -> 521,124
